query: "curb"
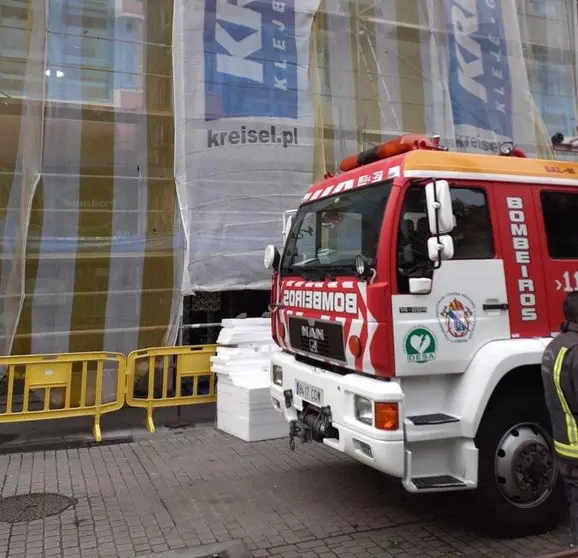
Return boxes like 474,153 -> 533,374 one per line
0,434 -> 134,455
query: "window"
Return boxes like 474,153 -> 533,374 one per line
529,0 -> 564,18
529,58 -> 576,137
540,191 -> 578,259
396,185 -> 494,288
281,182 -> 392,278
114,17 -> 140,91
45,0 -> 115,104
450,188 -> 494,259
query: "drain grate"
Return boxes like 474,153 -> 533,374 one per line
142,540 -> 253,558
0,493 -> 77,523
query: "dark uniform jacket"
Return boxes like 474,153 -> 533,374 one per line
542,322 -> 578,465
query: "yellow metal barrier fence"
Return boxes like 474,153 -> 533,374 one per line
126,345 -> 217,433
0,352 -> 126,442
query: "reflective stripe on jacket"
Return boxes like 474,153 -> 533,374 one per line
542,327 -> 578,462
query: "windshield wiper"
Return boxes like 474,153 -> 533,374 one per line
291,257 -> 320,268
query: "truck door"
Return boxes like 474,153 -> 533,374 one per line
492,185 -> 550,338
531,186 -> 578,334
392,182 -> 511,377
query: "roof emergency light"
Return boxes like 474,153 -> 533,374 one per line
338,134 -> 446,172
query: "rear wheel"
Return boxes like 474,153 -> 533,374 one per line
472,392 -> 566,537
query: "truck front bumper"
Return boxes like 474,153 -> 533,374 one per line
270,351 -> 405,478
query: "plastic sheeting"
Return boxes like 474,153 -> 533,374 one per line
173,0 -> 322,292
517,0 -> 578,160
312,0 -> 567,163
0,0 -> 45,357
173,0 -> 578,293
0,0 -> 184,358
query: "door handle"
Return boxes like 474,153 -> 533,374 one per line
483,303 -> 508,311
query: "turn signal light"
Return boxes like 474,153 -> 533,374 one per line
349,335 -> 362,357
374,402 -> 399,431
278,322 -> 286,340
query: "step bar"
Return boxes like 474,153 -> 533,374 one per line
402,440 -> 478,493
405,413 -> 462,443
404,474 -> 475,492
407,413 -> 459,425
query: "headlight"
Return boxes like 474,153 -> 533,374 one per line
272,365 -> 283,386
355,395 -> 373,425
264,245 -> 280,270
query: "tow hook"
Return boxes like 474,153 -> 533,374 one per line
288,406 -> 335,451
289,420 -> 297,451
283,389 -> 293,409
289,419 -> 309,451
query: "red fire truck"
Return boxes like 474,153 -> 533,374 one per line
264,134 -> 578,537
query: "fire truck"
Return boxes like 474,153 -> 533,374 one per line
264,133 -> 578,537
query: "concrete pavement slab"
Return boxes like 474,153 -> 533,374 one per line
0,425 -> 574,557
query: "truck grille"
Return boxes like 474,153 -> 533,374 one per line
288,317 -> 346,362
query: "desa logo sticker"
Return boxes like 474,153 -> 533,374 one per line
403,327 -> 437,364
203,0 -> 298,121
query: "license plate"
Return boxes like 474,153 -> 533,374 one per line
296,380 -> 323,405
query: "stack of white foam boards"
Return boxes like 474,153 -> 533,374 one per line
211,317 -> 287,442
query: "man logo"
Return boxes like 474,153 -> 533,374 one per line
204,0 -> 299,120
301,325 -> 324,340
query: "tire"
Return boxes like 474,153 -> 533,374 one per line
472,391 -> 566,538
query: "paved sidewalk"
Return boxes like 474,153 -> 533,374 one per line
0,422 -> 574,558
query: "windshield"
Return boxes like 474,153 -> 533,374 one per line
281,181 -> 392,278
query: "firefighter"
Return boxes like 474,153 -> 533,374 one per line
542,291 -> 578,547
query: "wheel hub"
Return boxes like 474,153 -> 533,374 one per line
520,446 -> 549,485
494,423 -> 556,508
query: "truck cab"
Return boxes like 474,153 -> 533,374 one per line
265,134 -> 578,536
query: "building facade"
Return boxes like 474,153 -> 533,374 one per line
0,0 -> 577,356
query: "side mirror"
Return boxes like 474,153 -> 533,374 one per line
428,235 -> 454,261
425,179 -> 455,235
264,244 -> 281,270
282,210 -> 297,245
409,277 -> 432,295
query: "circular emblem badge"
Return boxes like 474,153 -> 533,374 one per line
403,326 -> 437,364
436,292 -> 477,343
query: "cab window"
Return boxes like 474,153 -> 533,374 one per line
396,184 -> 494,293
540,191 -> 578,259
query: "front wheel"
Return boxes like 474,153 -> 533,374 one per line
472,392 -> 566,537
